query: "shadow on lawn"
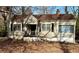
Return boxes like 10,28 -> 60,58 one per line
59,42 -> 70,53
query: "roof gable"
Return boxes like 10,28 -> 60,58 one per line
24,15 -> 38,24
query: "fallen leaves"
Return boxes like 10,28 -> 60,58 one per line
0,39 -> 79,53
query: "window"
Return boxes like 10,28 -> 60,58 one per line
59,25 -> 74,33
41,24 -> 51,31
13,24 -> 21,31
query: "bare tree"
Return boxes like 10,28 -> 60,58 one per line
32,6 -> 56,14
11,6 -> 22,15
65,6 -> 79,21
65,6 -> 68,14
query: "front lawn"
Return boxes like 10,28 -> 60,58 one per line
0,39 -> 79,53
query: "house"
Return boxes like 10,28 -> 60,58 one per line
8,9 -> 76,43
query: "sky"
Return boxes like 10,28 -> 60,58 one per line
32,6 -> 78,14
51,6 -> 65,14
12,6 -> 78,15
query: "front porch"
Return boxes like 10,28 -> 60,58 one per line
23,24 -> 38,37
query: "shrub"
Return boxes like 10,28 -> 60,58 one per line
0,18 -> 7,37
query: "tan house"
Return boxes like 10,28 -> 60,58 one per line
8,10 -> 76,43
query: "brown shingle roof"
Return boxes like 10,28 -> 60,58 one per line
59,14 -> 75,20
34,14 -> 75,21
11,15 -> 28,22
12,14 -> 75,22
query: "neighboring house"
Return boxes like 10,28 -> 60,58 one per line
8,10 -> 76,43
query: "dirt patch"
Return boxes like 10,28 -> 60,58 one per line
0,39 -> 79,53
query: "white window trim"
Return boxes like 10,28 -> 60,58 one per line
13,23 -> 22,31
41,23 -> 53,32
59,25 -> 74,33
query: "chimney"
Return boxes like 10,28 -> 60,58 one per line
56,9 -> 60,16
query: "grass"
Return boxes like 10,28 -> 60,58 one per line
0,39 -> 79,53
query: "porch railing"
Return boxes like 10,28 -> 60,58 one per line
24,31 -> 37,37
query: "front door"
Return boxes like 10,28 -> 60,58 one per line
29,24 -> 36,36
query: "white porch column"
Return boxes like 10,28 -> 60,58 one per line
74,23 -> 76,43
57,20 -> 60,41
